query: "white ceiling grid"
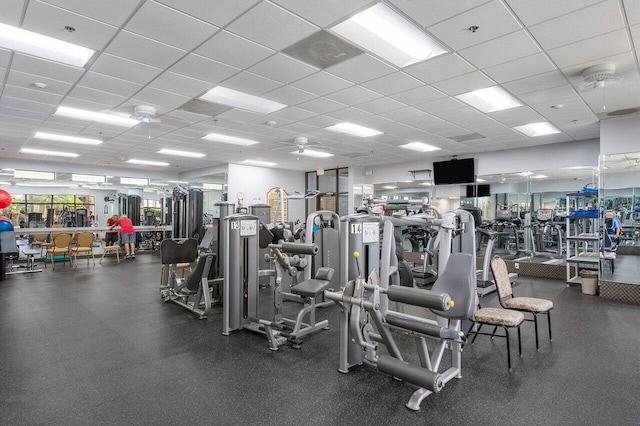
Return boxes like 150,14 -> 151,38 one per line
0,0 -> 638,176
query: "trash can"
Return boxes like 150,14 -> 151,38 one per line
579,270 -> 598,295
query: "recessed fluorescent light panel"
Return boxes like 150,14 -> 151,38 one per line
383,185 -> 397,189
168,180 -> 189,184
15,183 -> 78,188
125,159 -> 169,167
203,183 -> 224,190
71,174 -> 105,183
330,2 -> 447,67
20,148 -> 79,158
149,182 -> 169,187
291,149 -> 334,158
518,172 -> 533,176
199,86 -> 287,114
456,86 -> 523,113
325,122 -> 382,137
400,142 -> 440,152
420,182 -> 432,186
476,178 -> 487,182
513,122 -> 561,137
0,23 -> 95,67
241,160 -> 277,167
120,177 -> 149,186
14,170 -> 55,180
532,175 -> 548,179
157,148 -> 206,158
34,132 -> 103,146
55,106 -> 140,127
202,133 -> 259,146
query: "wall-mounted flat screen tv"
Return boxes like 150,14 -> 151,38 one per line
466,184 -> 491,198
433,158 -> 475,185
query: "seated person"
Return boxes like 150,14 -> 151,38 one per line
605,211 -> 622,245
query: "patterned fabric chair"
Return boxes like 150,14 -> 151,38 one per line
467,294 -> 524,371
71,232 -> 95,267
491,256 -> 553,350
46,233 -> 72,269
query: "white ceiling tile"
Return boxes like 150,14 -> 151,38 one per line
6,69 -> 73,95
149,72 -> 212,98
169,54 -> 240,84
390,0 -> 492,27
488,106 -> 545,126
271,0 -> 372,27
388,85 -> 447,105
66,86 -> 128,108
360,72 -> 424,96
2,84 -> 64,105
267,106 -> 317,122
77,72 -> 143,99
105,31 -> 186,69
248,54 -> 318,84
458,30 -> 540,69
226,2 -> 318,51
483,53 -> 557,83
503,71 -> 569,95
356,97 -> 406,114
195,31 -> 275,70
219,71 -> 282,96
378,106 -> 425,122
546,30 -> 632,68
431,71 -> 494,95
155,0 -> 260,27
325,107 -> 372,121
263,85 -> 317,105
291,71 -> 353,96
11,53 -> 85,84
1,96 -> 57,114
414,97 -> 465,114
1,0 -> 25,26
214,108 -> 264,124
327,54 -> 396,84
630,24 -> 640,47
35,0 -> 141,26
582,80 -> 640,112
504,0 -> 605,26
529,0 -> 625,50
296,97 -> 347,114
625,0 -> 640,25
405,54 -> 476,84
325,85 -> 382,105
124,1 -> 218,51
398,114 -> 447,131
518,84 -> 577,105
90,54 -> 162,86
126,88 -> 191,111
22,1 -> 118,51
297,115 -> 339,128
427,1 -> 522,51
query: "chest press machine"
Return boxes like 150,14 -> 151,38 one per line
324,210 -> 476,411
222,214 -> 334,350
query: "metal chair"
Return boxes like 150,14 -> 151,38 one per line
491,256 -> 553,351
466,293 -> 524,371
71,232 -> 95,267
46,233 -> 72,269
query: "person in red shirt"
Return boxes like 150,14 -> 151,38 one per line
105,215 -> 119,246
110,214 -> 136,259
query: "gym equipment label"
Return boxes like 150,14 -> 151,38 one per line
362,222 -> 379,243
350,223 -> 362,234
240,220 -> 257,236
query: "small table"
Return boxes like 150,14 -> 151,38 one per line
22,249 -> 42,271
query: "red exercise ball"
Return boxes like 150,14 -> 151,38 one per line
0,189 -> 11,209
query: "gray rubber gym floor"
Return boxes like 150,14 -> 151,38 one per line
1,254 -> 639,425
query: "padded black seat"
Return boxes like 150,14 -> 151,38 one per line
290,267 -> 334,298
177,253 -> 215,295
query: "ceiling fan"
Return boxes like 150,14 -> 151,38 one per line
132,105 -> 161,123
276,136 -> 323,154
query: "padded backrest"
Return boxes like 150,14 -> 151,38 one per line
490,256 -> 513,298
160,238 -> 198,264
54,233 -> 72,248
315,266 -> 334,282
0,230 -> 19,255
76,232 -> 94,248
602,231 -> 617,251
186,253 -> 214,291
431,253 -> 475,319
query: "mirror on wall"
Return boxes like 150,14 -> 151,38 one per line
599,151 -> 640,284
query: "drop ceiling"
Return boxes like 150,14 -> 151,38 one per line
0,0 -> 639,176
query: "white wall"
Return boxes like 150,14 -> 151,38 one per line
600,115 -> 640,155
227,163 -> 306,222
363,139 -> 599,184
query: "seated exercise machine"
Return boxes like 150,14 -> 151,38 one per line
160,228 -> 219,319
223,214 -> 334,350
324,211 -> 476,411
1,229 -> 43,276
